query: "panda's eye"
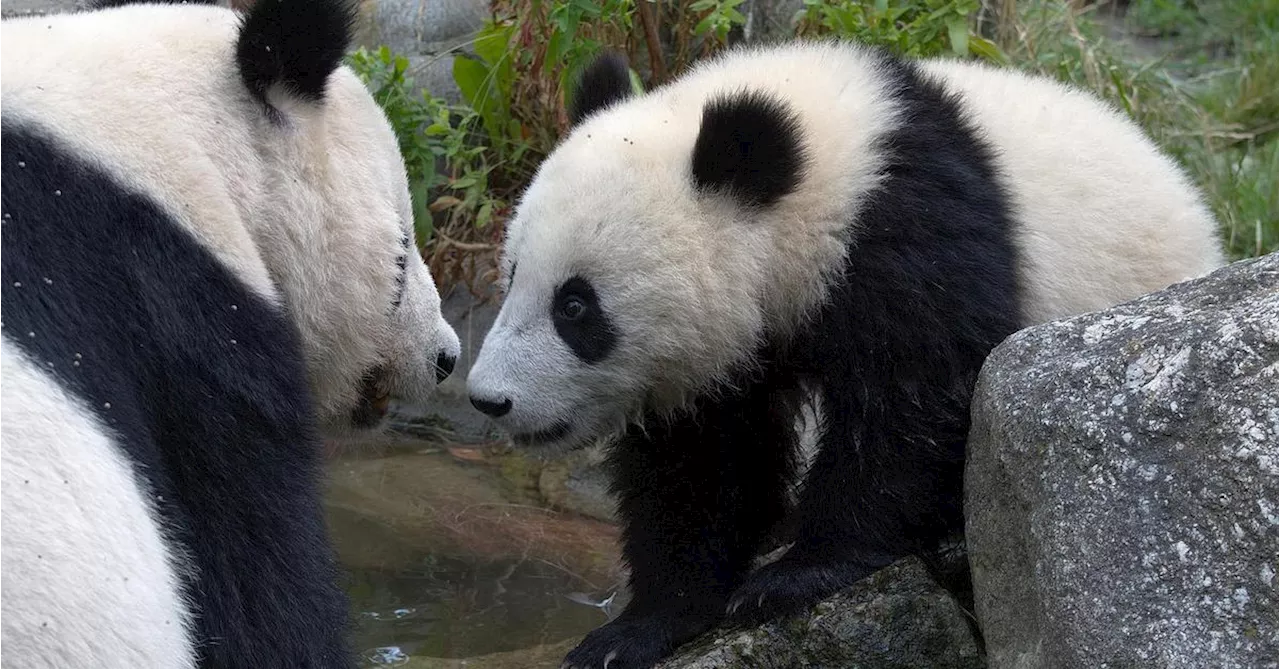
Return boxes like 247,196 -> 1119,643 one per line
551,275 -> 616,364
557,295 -> 587,321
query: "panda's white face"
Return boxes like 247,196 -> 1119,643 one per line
468,43 -> 900,450
277,70 -> 464,436
0,3 -> 460,437
467,98 -> 785,451
467,136 -> 753,449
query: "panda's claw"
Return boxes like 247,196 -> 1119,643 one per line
562,607 -> 721,669
562,618 -> 671,669
725,556 -> 877,628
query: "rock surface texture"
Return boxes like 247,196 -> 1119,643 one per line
0,0 -> 79,18
354,0 -> 488,102
967,253 -> 1279,669
657,558 -> 984,669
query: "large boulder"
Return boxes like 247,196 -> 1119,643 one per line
967,253 -> 1279,669
657,557 -> 984,669
1,0 -> 79,18
353,0 -> 488,103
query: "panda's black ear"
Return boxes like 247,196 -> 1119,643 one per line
235,0 -> 356,106
691,90 -> 807,209
569,52 -> 633,126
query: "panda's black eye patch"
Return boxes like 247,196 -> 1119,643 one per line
552,275 -> 616,364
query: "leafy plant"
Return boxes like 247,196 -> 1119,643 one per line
793,0 -> 1006,62
346,46 -> 511,291
690,0 -> 748,44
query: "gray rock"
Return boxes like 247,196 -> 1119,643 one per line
742,0 -> 803,42
658,557 -> 985,669
354,0 -> 487,102
362,0 -> 485,53
967,253 -> 1279,669
404,53 -> 465,104
1,0 -> 81,18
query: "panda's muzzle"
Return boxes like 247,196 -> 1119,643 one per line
351,365 -> 393,428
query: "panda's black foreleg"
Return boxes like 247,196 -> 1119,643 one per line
724,380 -> 969,627
562,376 -> 799,669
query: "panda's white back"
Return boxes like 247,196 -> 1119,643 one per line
1,340 -> 196,668
919,58 -> 1225,326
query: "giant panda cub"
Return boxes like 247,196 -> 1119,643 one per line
467,42 -> 1225,667
1,0 -> 460,667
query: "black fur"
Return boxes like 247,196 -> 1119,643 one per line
691,90 -> 808,208
565,358 -> 801,669
569,51 -> 633,126
564,55 -> 1019,669
1,124 -> 355,669
89,0 -> 216,7
235,0 -> 356,105
553,275 -> 618,364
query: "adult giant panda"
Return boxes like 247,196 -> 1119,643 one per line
466,42 -> 1226,668
0,0 -> 461,667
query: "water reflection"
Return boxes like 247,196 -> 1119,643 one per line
324,441 -> 623,668
344,553 -> 609,664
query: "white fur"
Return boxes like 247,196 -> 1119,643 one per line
919,58 -> 1226,325
469,41 -> 1224,450
1,339 -> 195,669
1,4 -> 460,434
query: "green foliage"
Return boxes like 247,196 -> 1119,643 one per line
793,0 -> 1006,62
545,0 -> 635,76
690,0 -> 748,43
346,46 -> 508,252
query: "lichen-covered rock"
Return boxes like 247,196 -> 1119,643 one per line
657,557 -> 984,669
353,0 -> 488,103
0,0 -> 79,18
967,253 -> 1279,669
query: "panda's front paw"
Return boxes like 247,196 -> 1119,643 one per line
724,557 -> 874,628
560,618 -> 673,669
561,609 -> 719,669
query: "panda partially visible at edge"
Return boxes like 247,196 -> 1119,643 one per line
467,42 -> 1226,667
1,0 -> 460,666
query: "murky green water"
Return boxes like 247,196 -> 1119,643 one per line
342,550 -> 608,666
324,441 -> 623,668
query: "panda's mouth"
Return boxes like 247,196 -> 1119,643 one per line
351,366 -> 393,429
511,420 -> 574,448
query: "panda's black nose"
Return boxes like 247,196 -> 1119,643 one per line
470,395 -> 512,418
436,351 -> 457,383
